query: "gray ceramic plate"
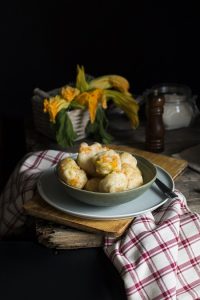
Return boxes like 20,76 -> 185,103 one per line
37,165 -> 174,219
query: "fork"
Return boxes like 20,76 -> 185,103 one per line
155,178 -> 177,198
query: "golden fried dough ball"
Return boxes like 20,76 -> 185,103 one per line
99,171 -> 128,193
58,157 -> 87,189
93,150 -> 121,176
58,157 -> 79,172
120,152 -> 137,168
84,178 -> 101,192
122,163 -> 143,189
77,142 -> 108,176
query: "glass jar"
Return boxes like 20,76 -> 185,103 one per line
163,93 -> 194,130
144,83 -> 199,130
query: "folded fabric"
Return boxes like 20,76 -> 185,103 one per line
0,150 -> 70,237
104,192 -> 200,299
0,150 -> 200,299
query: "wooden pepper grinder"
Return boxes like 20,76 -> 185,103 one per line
145,91 -> 165,152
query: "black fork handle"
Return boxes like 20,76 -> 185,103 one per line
155,178 -> 177,198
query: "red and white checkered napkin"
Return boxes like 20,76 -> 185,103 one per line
104,193 -> 200,300
0,150 -> 70,237
1,150 -> 200,299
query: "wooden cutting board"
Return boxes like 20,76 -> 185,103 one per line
25,194 -> 133,237
24,145 -> 188,248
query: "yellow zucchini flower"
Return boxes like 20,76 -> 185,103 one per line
101,93 -> 107,109
61,86 -> 80,102
104,90 -> 139,128
43,95 -> 69,123
76,88 -> 105,123
88,75 -> 130,94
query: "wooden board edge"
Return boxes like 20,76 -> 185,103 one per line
23,196 -> 133,237
36,221 -> 104,249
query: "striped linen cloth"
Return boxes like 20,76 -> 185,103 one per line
0,150 -> 200,299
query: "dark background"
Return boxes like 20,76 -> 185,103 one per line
0,0 -> 200,191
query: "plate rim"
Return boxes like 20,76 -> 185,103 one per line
37,165 -> 174,220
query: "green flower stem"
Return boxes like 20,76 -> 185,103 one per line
86,106 -> 113,144
55,109 -> 77,147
